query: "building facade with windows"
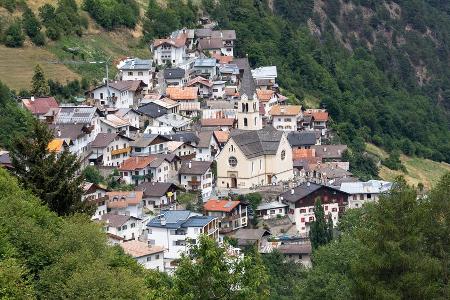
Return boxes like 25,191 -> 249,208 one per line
216,126 -> 294,190
279,182 -> 349,235
146,210 -> 219,272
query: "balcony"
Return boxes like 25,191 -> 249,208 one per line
111,146 -> 131,156
222,214 -> 241,222
187,180 -> 201,186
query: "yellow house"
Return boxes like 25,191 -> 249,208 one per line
216,126 -> 294,190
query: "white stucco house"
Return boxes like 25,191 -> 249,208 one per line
117,58 -> 155,91
120,240 -> 165,271
146,210 -> 219,272
179,161 -> 213,200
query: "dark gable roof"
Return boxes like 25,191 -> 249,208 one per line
198,38 -> 223,50
163,132 -> 200,145
311,145 -> 347,159
108,80 -> 147,92
287,131 -> 317,147
179,161 -> 212,175
130,134 -> 171,148
231,126 -> 283,159
136,182 -> 179,197
234,58 -> 256,99
164,68 -> 185,79
197,131 -> 214,148
137,102 -> 168,118
91,133 -> 118,148
278,243 -> 312,255
49,123 -> 88,140
280,182 -> 348,204
101,214 -> 140,228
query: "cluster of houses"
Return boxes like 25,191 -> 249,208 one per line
0,25 -> 394,273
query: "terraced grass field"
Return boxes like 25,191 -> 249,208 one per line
366,143 -> 450,189
0,45 -> 80,91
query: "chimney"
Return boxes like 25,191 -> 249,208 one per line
57,129 -> 61,137
160,217 -> 166,226
279,196 -> 283,203
307,182 -> 310,187
188,161 -> 192,169
323,147 -> 327,152
291,189 -> 294,195
31,96 -> 35,102
180,136 -> 184,142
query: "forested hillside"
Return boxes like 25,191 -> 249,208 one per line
201,0 -> 450,167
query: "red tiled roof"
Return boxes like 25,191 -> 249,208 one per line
213,131 -> 230,143
22,97 -> 58,115
119,156 -> 157,171
256,90 -> 274,102
269,105 -> 302,116
311,111 -> 329,122
153,34 -> 187,48
106,191 -> 144,209
201,118 -> 236,127
204,199 -> 240,212
187,76 -> 213,88
212,54 -> 234,64
292,149 -> 316,160
166,87 -> 198,100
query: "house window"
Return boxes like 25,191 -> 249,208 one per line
100,93 -> 103,99
128,71 -> 133,76
367,194 -> 372,199
131,223 -> 135,228
155,254 -> 160,259
353,195 -> 357,200
281,150 -> 286,160
138,71 -> 143,76
309,216 -> 314,222
243,118 -> 248,127
213,89 -> 218,92
325,206 -> 328,211
301,218 -> 305,222
300,209 -> 306,213
147,256 -> 152,261
360,195 -> 364,200
332,208 -> 337,212
122,225 -> 127,230
228,156 -> 237,167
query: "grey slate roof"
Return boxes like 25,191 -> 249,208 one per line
234,58 -> 256,99
194,58 -> 217,67
179,160 -> 212,175
101,214 -> 139,228
198,38 -> 223,50
137,102 -> 168,118
280,182 -> 347,204
119,58 -> 153,70
197,131 -> 213,148
55,106 -> 101,124
232,229 -> 271,245
136,182 -> 179,197
278,243 -> 312,255
130,134 -> 170,148
164,68 -> 185,79
91,133 -> 118,148
163,132 -> 199,145
49,123 -> 88,140
311,145 -> 347,159
231,126 -> 283,159
147,210 -> 215,229
287,132 -> 317,147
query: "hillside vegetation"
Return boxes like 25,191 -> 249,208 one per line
366,143 -> 450,189
0,0 -> 449,176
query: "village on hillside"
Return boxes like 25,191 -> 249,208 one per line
0,20 -> 393,273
